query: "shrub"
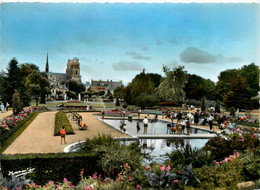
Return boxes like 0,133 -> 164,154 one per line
159,102 -> 180,107
0,153 -> 100,186
229,107 -> 236,117
54,111 -> 74,136
79,134 -> 142,178
193,158 -> 244,189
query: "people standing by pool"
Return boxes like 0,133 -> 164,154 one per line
181,119 -> 186,134
176,122 -> 181,134
101,110 -> 105,119
167,123 -> 172,134
138,109 -> 141,119
186,119 -> 191,135
177,111 -> 182,122
143,116 -> 149,134
136,122 -> 140,133
60,127 -> 66,145
194,111 -> 199,126
208,114 -> 214,130
171,123 -> 176,134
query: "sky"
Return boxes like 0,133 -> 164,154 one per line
0,3 -> 259,84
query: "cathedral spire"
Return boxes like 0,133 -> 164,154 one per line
45,53 -> 49,73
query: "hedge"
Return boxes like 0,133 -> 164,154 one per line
0,112 -> 39,153
0,152 -> 101,185
54,111 -> 74,136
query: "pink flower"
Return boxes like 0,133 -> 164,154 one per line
167,165 -> 171,171
70,185 -> 74,188
233,151 -> 239,157
236,128 -> 240,132
80,169 -> 84,175
136,184 -> 142,189
124,163 -> 128,166
56,185 -> 61,188
48,180 -> 54,184
63,178 -> 67,182
160,165 -> 165,171
16,187 -> 21,190
31,182 -> 36,186
215,162 -> 219,165
128,176 -> 133,180
86,186 -> 91,190
229,155 -> 234,159
173,180 -> 179,183
253,133 -> 257,136
223,158 -> 228,162
92,172 -> 97,179
118,173 -> 121,177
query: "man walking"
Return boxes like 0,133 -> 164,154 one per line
143,116 -> 149,134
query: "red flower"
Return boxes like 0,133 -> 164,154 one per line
145,166 -> 150,170
35,185 -> 40,188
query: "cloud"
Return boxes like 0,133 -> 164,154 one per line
126,51 -> 151,60
80,57 -> 92,62
94,59 -> 104,64
112,61 -> 143,71
168,38 -> 179,45
180,47 -> 243,64
168,60 -> 178,67
156,40 -> 164,46
141,46 -> 149,51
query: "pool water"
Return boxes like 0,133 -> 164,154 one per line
102,119 -> 211,136
120,138 -> 209,164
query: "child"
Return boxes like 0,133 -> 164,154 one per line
60,127 -> 66,145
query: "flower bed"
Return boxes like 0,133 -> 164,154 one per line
54,111 -> 75,136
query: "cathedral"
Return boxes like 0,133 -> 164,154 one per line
45,54 -> 82,96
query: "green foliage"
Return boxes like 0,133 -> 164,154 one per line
200,97 -> 205,112
66,91 -> 77,99
128,72 -> 154,104
12,89 -> 23,114
115,98 -> 120,106
204,135 -> 259,161
193,158 -> 244,189
0,152 -> 100,186
67,80 -> 85,94
166,144 -> 213,171
135,93 -> 159,109
223,77 -> 254,110
215,99 -> 220,113
122,102 -> 128,109
99,91 -> 105,96
79,134 -> 142,178
25,71 -> 50,105
54,111 -> 74,136
0,112 -> 38,153
229,107 -> 236,117
156,65 -> 188,103
240,148 -> 260,180
184,74 -> 216,100
113,86 -> 124,99
147,73 -> 163,89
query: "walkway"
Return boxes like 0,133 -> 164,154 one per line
3,112 -> 128,154
0,110 -> 13,121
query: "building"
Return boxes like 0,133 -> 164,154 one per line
90,79 -> 123,93
45,54 -> 82,97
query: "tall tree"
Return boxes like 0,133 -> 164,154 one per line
147,73 -> 163,89
12,89 -> 23,114
25,71 -> 50,106
156,65 -> 188,103
113,85 -> 124,99
238,63 -> 259,97
222,77 -> 254,110
128,72 -> 153,104
2,58 -> 21,105
67,80 -> 85,94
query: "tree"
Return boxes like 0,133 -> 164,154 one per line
67,80 -> 85,94
201,97 -> 206,112
1,58 -> 21,105
135,93 -> 159,109
156,65 -> 188,103
222,77 -> 254,110
114,86 -> 124,99
123,86 -> 132,105
239,63 -> 259,97
147,73 -> 163,89
128,73 -> 153,104
215,99 -> 220,113
25,71 -> 50,106
106,89 -> 111,97
12,89 -> 23,115
115,98 -> 120,106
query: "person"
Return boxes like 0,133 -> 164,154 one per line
143,116 -> 149,134
181,119 -> 186,134
176,122 -> 181,134
167,123 -> 172,134
6,102 -> 9,111
136,122 -> 140,133
194,112 -> 199,126
101,111 -> 105,119
60,127 -> 66,145
171,123 -> 176,134
186,119 -> 191,135
0,103 -> 5,113
208,114 -> 214,130
177,112 -> 182,122
120,123 -> 126,130
138,109 -> 141,119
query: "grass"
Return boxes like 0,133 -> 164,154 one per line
0,112 -> 40,154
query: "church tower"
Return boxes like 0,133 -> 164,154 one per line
66,58 -> 81,84
45,53 -> 49,73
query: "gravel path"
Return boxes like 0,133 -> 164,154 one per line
3,112 -> 128,154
